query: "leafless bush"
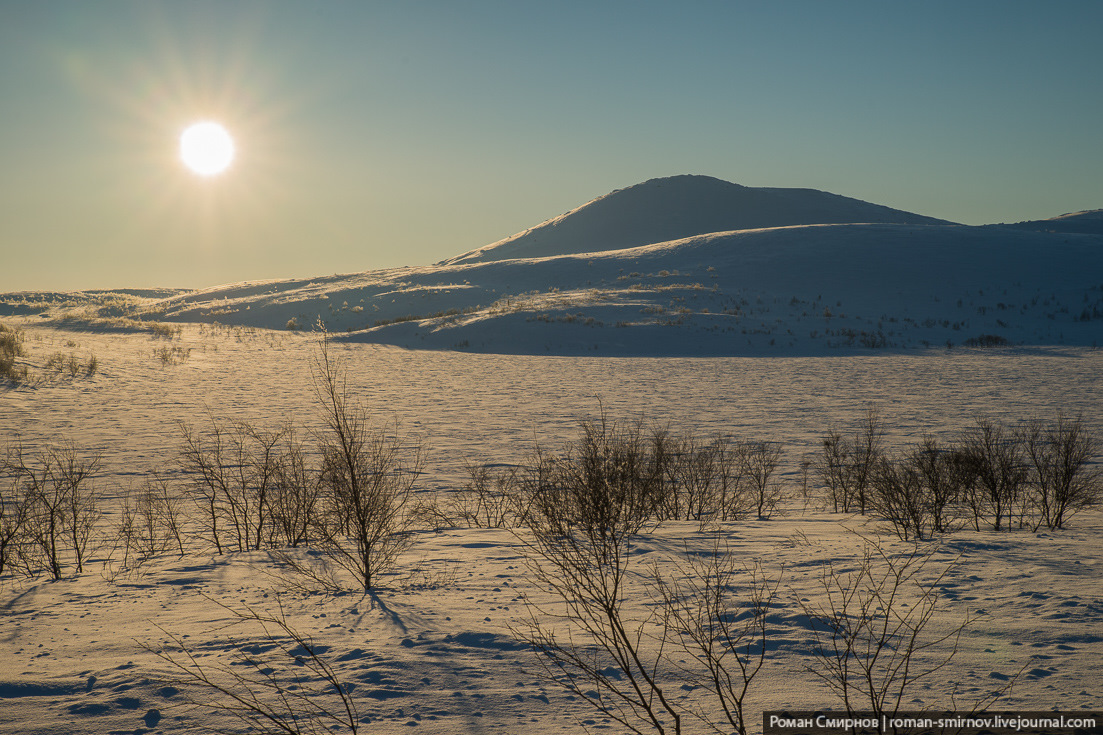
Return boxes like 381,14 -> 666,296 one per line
660,434 -> 754,523
869,456 -> 928,541
818,430 -> 853,513
443,461 -> 523,528
817,409 -> 884,514
311,333 -> 421,591
0,323 -> 29,384
710,437 -> 757,522
266,431 -> 322,548
869,437 -> 971,542
2,443 -> 101,579
178,417 -> 290,554
155,345 -> 191,365
514,500 -> 683,734
45,350 -> 92,378
147,597 -> 359,734
739,440 -> 784,520
909,437 -> 968,535
799,538 -> 972,720
0,471 -> 31,579
1022,415 -> 1101,530
959,418 -> 1028,531
116,475 -> 188,567
524,413 -> 665,538
655,549 -> 779,735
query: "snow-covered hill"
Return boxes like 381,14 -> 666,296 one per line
1000,209 -> 1103,236
2,177 -> 1100,355
440,174 -> 951,265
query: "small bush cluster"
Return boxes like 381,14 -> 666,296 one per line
963,334 -> 1010,347
436,416 -> 785,533
0,444 -> 101,580
2,335 -> 420,593
44,350 -> 98,377
154,345 -> 190,365
172,338 -> 421,591
0,323 -> 28,383
817,414 -> 1101,540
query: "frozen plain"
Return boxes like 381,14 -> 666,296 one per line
1,323 -> 1101,734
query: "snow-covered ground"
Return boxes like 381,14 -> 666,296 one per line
1,324 -> 1101,734
2,176 -> 1100,733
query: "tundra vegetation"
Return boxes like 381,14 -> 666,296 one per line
1,336 -> 1098,733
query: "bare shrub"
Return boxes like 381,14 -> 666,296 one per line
3,443 -> 101,579
959,418 -> 1027,531
817,429 -> 853,513
312,333 -> 421,591
116,475 -> 188,567
150,322 -> 181,339
800,538 -> 972,719
515,501 -> 682,734
0,471 -> 31,579
1022,415 -> 1101,530
267,431 -> 322,548
147,597 -> 359,734
710,437 -> 756,522
738,440 -> 784,520
178,418 -> 289,554
0,323 -> 29,383
660,434 -> 754,523
524,413 -> 664,538
817,409 -> 884,514
445,461 -> 523,528
155,345 -> 190,365
513,412 -> 784,734
909,436 -> 967,535
656,550 -> 778,735
869,456 -> 927,541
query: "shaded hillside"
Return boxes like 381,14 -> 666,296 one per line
9,222 -> 1100,356
441,174 -> 952,265
1000,209 -> 1103,236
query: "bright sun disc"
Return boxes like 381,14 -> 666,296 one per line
180,122 -> 235,176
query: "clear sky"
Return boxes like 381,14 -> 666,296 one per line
2,0 -> 1101,292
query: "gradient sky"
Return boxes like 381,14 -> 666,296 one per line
2,1 -> 1101,292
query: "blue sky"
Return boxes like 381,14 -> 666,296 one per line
2,1 -> 1101,291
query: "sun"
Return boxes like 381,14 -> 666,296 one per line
179,121 -> 235,176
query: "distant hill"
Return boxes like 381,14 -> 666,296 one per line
440,174 -> 953,265
999,209 -> 1103,236
3,176 -> 1101,355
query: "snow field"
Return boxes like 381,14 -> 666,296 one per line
1,325 -> 1101,733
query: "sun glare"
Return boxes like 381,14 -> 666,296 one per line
179,121 -> 235,176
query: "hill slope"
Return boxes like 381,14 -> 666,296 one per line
1000,209 -> 1103,236
3,176 -> 1101,355
7,223 -> 1100,356
440,174 -> 952,265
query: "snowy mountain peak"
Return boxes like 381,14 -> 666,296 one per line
439,174 -> 952,265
